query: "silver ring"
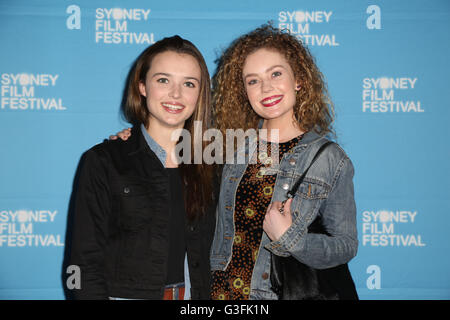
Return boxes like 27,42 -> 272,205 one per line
279,199 -> 287,214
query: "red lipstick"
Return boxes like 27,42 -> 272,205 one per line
260,95 -> 283,107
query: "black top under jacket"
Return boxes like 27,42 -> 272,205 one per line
165,167 -> 186,286
69,126 -> 217,299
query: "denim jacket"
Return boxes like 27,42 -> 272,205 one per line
210,129 -> 358,300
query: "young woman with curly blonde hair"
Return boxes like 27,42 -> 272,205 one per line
213,25 -> 334,138
210,24 -> 358,300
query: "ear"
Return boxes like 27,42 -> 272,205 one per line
138,81 -> 147,97
295,81 -> 301,91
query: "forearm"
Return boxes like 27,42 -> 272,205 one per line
266,157 -> 358,269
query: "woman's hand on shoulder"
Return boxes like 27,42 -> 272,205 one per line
109,127 -> 131,141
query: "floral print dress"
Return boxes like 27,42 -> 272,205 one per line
211,135 -> 303,300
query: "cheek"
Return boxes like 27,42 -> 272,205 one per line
144,90 -> 164,112
145,83 -> 160,99
245,88 -> 260,109
185,89 -> 200,108
279,80 -> 296,101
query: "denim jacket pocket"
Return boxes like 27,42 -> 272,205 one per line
291,178 -> 331,227
296,178 -> 330,200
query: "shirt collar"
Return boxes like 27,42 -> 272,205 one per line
140,124 -> 167,167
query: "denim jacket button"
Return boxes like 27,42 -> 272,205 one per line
282,183 -> 289,190
262,272 -> 269,280
289,159 -> 296,166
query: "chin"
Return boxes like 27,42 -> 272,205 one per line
257,104 -> 295,122
257,109 -> 284,120
164,121 -> 186,128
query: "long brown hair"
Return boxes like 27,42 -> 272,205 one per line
124,35 -> 215,220
213,24 -> 334,137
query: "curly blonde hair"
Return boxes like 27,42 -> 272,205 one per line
213,24 -> 334,136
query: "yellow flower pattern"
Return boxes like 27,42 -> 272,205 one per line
211,134 -> 303,300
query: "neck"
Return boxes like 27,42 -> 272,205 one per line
261,117 -> 304,143
145,119 -> 184,167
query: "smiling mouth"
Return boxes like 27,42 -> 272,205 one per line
161,102 -> 185,113
260,95 -> 283,107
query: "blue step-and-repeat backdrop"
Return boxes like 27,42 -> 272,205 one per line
0,0 -> 449,300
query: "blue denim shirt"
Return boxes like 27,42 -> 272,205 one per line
140,124 -> 166,166
210,129 -> 358,300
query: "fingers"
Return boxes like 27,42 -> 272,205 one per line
282,198 -> 293,215
267,201 -> 282,213
117,128 -> 131,141
109,128 -> 131,141
263,199 -> 294,241
264,199 -> 293,229
268,199 -> 293,216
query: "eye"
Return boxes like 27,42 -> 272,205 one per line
156,78 -> 169,84
272,71 -> 282,78
184,81 -> 196,88
247,79 -> 258,86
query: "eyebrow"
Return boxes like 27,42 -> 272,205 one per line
151,72 -> 200,83
243,65 -> 286,80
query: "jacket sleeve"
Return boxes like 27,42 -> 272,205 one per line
267,157 -> 358,269
69,148 -> 111,299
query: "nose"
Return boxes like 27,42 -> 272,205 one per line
168,83 -> 181,99
261,79 -> 273,93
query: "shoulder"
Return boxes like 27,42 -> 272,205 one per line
320,139 -> 355,186
301,130 -> 349,162
307,138 -> 354,183
85,138 -> 119,159
90,130 -> 140,157
315,137 -> 352,164
81,137 -> 134,172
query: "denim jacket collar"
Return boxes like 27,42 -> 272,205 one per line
291,129 -> 327,151
252,120 -> 326,153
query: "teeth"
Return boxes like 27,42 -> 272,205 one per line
263,97 -> 282,104
162,103 -> 183,110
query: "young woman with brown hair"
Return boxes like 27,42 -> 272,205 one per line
69,35 -> 217,300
